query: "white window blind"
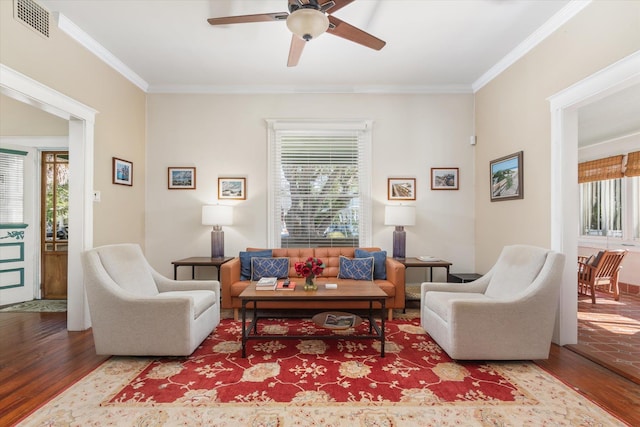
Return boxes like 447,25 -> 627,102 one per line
267,120 -> 372,248
0,148 -> 27,224
580,178 -> 623,238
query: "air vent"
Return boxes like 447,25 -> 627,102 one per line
14,0 -> 49,38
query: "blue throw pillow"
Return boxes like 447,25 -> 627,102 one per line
355,249 -> 387,280
239,250 -> 273,280
251,257 -> 290,281
337,256 -> 374,281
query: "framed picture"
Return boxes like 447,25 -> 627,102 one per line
168,167 -> 196,189
388,178 -> 416,200
218,177 -> 246,200
490,151 -> 523,201
112,157 -> 133,186
431,168 -> 459,190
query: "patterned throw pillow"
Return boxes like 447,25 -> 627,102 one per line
251,257 -> 290,281
239,250 -> 273,280
337,256 -> 374,281
354,248 -> 387,280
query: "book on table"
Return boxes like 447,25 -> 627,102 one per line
276,280 -> 296,291
255,277 -> 277,290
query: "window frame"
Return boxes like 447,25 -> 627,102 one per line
266,119 -> 372,248
578,148 -> 640,252
0,148 -> 28,227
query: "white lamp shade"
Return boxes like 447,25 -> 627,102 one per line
202,205 -> 233,226
286,8 -> 329,41
384,205 -> 416,226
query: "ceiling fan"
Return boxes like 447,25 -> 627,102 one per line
207,0 -> 386,67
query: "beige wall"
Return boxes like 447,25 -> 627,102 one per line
146,93 -> 475,279
0,1 -> 147,247
0,95 -> 68,136
474,0 -> 640,272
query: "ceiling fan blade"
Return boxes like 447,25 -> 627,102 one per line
327,15 -> 385,50
207,12 -> 288,26
321,0 -> 355,13
287,35 -> 306,67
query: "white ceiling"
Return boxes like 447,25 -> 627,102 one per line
39,0 -> 573,93
30,1 -> 640,145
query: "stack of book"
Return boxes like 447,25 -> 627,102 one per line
255,277 -> 277,290
276,280 -> 296,291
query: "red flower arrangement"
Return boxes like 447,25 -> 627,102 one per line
294,257 -> 325,290
294,257 -> 325,278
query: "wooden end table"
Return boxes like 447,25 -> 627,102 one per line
397,257 -> 453,312
171,257 -> 234,281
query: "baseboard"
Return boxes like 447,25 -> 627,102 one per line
620,282 -> 639,296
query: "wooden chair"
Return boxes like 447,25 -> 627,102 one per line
577,250 -> 627,304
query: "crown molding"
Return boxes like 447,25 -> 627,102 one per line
472,0 -> 592,93
147,84 -> 473,95
51,1 -> 591,96
55,13 -> 149,92
0,136 -> 68,148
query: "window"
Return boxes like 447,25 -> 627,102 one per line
267,120 -> 372,248
0,148 -> 27,225
579,151 -> 640,241
580,178 -> 623,237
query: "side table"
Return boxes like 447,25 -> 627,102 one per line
448,273 -> 482,283
397,257 -> 453,311
172,257 -> 234,281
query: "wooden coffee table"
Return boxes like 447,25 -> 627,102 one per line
239,281 -> 387,358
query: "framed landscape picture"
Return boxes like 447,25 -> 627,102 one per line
168,167 -> 196,189
431,168 -> 459,190
490,151 -> 523,201
388,178 -> 416,200
218,177 -> 246,200
112,157 -> 133,186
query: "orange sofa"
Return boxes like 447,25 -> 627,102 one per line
220,247 -> 406,321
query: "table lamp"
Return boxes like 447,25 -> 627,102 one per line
384,205 -> 416,259
202,205 -> 233,258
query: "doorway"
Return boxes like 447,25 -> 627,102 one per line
548,50 -> 640,346
41,151 -> 69,300
1,63 -> 96,330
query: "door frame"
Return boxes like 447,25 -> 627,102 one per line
548,50 -> 640,345
0,64 -> 97,331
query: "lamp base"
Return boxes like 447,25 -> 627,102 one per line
392,226 -> 406,259
211,227 -> 224,259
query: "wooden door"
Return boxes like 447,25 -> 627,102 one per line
41,151 -> 68,299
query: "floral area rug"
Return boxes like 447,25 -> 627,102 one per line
18,318 -> 625,426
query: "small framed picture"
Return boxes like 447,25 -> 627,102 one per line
112,157 -> 133,186
431,168 -> 459,190
490,151 -> 523,202
218,177 -> 246,200
168,167 -> 196,189
388,178 -> 416,200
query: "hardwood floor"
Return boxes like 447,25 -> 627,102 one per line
1,312 -> 639,426
0,312 -> 108,426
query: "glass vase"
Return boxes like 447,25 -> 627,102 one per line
304,275 -> 317,291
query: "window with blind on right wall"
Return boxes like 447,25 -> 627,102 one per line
579,151 -> 640,241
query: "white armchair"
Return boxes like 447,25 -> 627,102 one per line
82,244 -> 220,356
421,245 -> 565,360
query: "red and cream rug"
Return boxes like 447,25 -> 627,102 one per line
18,318 -> 625,426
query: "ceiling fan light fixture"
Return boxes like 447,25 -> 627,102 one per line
286,8 -> 329,41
